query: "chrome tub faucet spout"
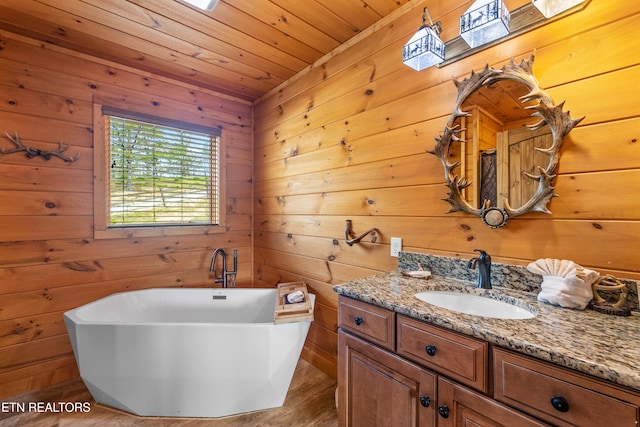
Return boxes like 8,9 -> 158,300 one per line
210,248 -> 238,288
467,249 -> 492,289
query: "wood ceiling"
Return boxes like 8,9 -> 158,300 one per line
0,0 -> 411,101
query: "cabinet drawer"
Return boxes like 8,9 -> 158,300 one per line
494,348 -> 639,427
397,315 -> 488,393
338,296 -> 395,351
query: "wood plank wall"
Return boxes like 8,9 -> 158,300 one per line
253,0 -> 640,378
0,31 -> 253,398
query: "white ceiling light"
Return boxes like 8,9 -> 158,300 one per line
182,0 -> 218,11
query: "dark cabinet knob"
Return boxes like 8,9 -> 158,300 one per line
550,396 -> 570,412
419,395 -> 431,408
438,404 -> 450,418
425,345 -> 437,356
354,316 -> 364,326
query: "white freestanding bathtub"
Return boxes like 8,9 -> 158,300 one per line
64,287 -> 315,418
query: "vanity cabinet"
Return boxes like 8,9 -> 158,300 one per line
338,295 -> 640,427
338,296 -> 544,427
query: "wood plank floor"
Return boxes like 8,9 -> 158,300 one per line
0,359 -> 338,426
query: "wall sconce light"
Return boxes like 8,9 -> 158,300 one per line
402,7 -> 445,71
531,0 -> 586,18
460,0 -> 510,48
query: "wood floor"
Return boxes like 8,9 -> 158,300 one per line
0,359 -> 338,426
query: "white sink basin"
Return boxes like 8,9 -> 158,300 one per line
415,291 -> 536,319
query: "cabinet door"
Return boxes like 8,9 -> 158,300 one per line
338,330 -> 437,427
437,377 -> 549,427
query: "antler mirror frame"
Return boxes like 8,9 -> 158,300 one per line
430,56 -> 584,228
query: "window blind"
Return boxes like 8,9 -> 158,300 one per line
107,115 -> 220,227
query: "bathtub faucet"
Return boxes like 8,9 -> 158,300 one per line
210,248 -> 237,288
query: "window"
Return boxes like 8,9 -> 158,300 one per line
94,104 -> 225,238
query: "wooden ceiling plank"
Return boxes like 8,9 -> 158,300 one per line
88,0 -> 299,80
364,0 -> 412,17
0,6 -> 262,100
226,0 -> 340,53
0,1 -> 273,98
1,0 -> 411,99
126,0 -> 310,76
315,0 -> 385,32
40,0 -> 285,87
210,1 -> 324,64
271,0 -> 361,42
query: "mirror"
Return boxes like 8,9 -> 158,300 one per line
430,56 -> 583,228
457,79 -> 552,211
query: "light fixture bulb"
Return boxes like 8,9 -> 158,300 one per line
531,0 -> 586,18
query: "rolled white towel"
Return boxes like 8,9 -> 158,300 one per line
537,276 -> 592,309
527,258 -> 599,310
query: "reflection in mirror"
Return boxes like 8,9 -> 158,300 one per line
455,81 -> 552,211
430,56 -> 584,228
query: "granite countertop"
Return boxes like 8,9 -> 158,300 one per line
333,270 -> 640,392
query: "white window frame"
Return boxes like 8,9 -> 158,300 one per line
93,102 -> 226,239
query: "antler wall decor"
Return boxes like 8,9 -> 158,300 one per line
344,219 -> 378,246
1,132 -> 80,163
429,56 -> 584,228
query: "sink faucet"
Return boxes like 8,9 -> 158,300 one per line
209,248 -> 238,288
467,249 -> 492,289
